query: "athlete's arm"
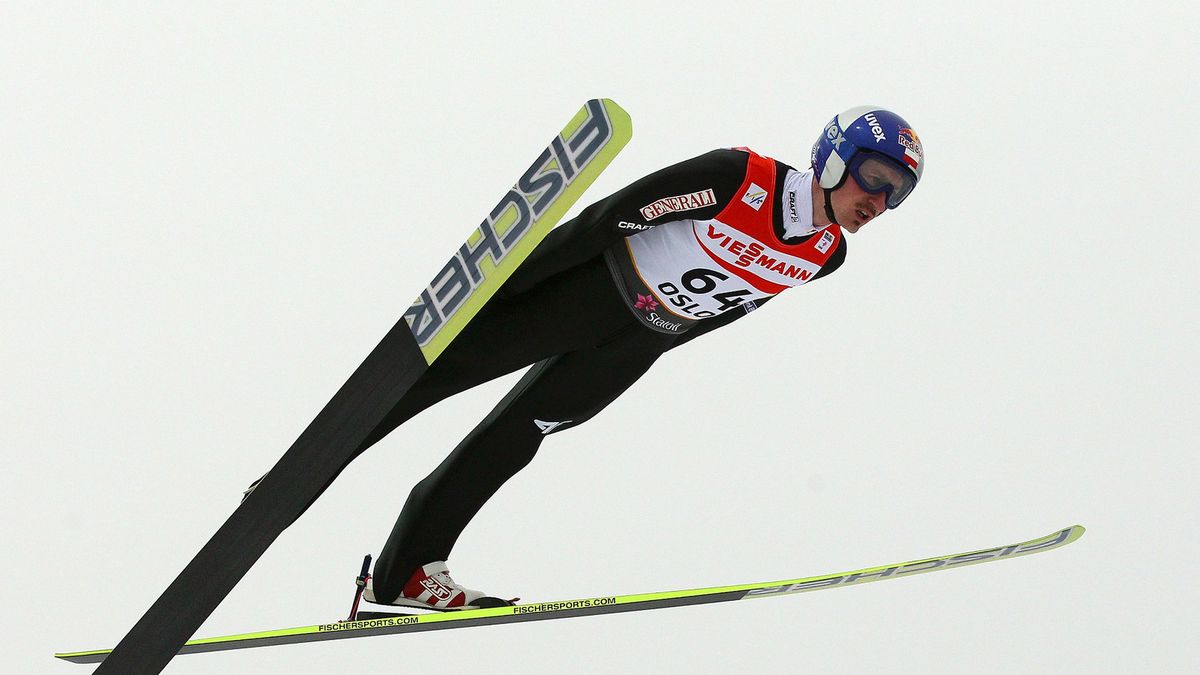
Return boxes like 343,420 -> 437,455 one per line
503,149 -> 749,295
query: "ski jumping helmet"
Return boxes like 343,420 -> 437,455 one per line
811,106 -> 924,224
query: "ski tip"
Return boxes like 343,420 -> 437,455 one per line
588,98 -> 633,135
1030,524 -> 1085,552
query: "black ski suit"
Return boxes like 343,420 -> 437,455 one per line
360,148 -> 847,600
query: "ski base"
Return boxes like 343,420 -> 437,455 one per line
56,525 -> 1083,664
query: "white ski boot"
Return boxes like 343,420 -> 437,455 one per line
363,561 -> 515,610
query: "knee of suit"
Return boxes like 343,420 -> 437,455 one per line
527,402 -> 609,437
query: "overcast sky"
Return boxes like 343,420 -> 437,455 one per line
3,2 -> 1196,673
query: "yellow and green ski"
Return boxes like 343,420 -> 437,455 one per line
58,525 -> 1083,664
87,99 -> 634,674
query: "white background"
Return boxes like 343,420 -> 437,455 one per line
2,2 -> 1196,673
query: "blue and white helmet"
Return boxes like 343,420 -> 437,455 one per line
811,106 -> 924,208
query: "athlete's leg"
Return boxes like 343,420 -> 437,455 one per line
277,255 -> 632,524
356,253 -> 631,453
371,324 -> 675,600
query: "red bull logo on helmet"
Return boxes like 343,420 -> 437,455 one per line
898,127 -> 923,170
898,127 -> 922,154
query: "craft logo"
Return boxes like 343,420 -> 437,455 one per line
618,220 -> 653,231
741,183 -> 767,210
639,188 -> 717,220
898,127 -> 923,170
405,100 -> 617,347
787,191 -> 798,223
816,230 -> 835,254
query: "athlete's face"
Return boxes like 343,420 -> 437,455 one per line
830,174 -> 888,234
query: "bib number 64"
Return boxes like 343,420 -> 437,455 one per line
656,268 -> 754,318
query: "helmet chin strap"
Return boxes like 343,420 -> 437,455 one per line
823,188 -> 839,226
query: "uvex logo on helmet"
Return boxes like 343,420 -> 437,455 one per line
864,112 -> 886,143
823,120 -> 846,150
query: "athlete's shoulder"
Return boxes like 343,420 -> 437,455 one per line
687,147 -> 753,175
726,147 -> 805,180
773,157 -> 799,175
668,146 -> 808,183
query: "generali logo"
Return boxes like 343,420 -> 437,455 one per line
639,188 -> 717,220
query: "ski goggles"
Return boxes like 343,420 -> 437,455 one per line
847,152 -> 918,209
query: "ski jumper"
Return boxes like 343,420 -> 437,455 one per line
358,148 -> 847,601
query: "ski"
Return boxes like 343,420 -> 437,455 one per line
88,99 -> 633,674
57,525 -> 1084,664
